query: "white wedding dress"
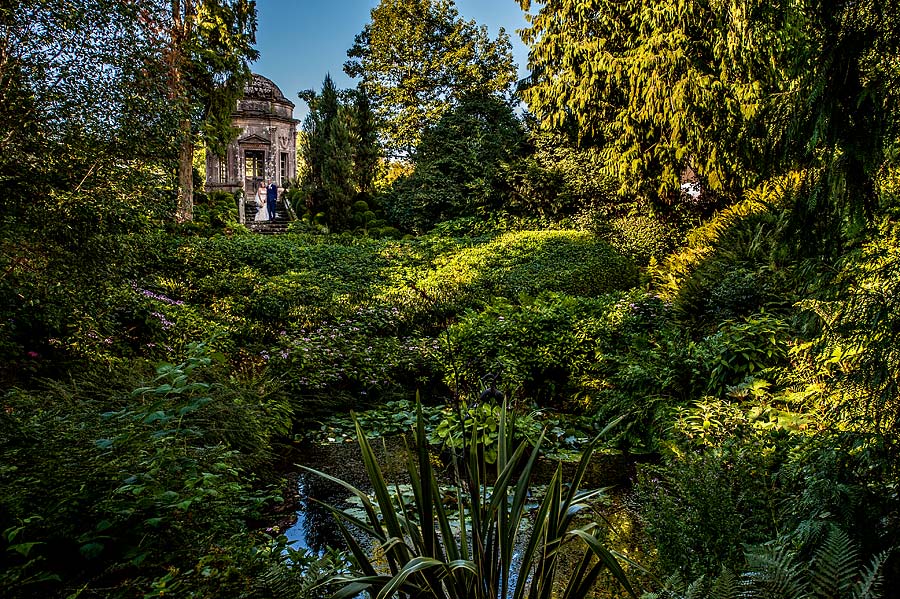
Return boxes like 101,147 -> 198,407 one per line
254,190 -> 268,222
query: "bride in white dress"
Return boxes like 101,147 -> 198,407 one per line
254,183 -> 268,222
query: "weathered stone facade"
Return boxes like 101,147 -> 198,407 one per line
205,74 -> 298,197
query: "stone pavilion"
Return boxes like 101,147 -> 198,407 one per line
204,74 -> 298,198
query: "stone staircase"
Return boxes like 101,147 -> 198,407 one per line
245,199 -> 292,235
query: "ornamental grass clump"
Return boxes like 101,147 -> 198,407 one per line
302,401 -> 637,599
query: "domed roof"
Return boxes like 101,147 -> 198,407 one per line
243,74 -> 291,104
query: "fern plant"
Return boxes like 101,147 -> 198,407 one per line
644,527 -> 887,599
303,401 -> 638,599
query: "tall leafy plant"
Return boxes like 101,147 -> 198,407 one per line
303,402 -> 637,599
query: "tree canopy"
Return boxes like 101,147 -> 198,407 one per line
386,94 -> 526,232
517,0 -> 900,216
168,0 -> 258,222
345,0 -> 517,158
0,0 -> 259,227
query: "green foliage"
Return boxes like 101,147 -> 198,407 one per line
300,75 -> 356,231
518,0 -> 775,200
345,0 -> 517,156
800,217 -> 900,432
721,529 -> 883,599
258,544 -> 352,599
0,0 -> 177,190
304,401 -> 638,599
349,87 -> 381,196
649,179 -> 804,327
385,94 -> 527,233
644,528 -> 887,599
705,313 -> 792,394
445,295 -> 590,404
504,131 -> 622,219
435,290 -> 720,449
271,307 -> 443,411
181,0 -> 259,155
192,190 -> 243,232
430,401 -> 542,464
403,230 -> 638,319
0,342 -> 292,597
518,0 -> 900,223
591,214 -> 681,266
636,442 -> 783,581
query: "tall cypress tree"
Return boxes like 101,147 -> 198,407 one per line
299,75 -> 354,231
350,87 -> 380,198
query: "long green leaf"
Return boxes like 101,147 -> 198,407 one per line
332,513 -> 379,579
415,400 -> 437,557
376,556 -> 449,599
513,465 -> 561,599
561,545 -> 604,599
570,527 -> 639,598
299,466 -> 386,541
353,416 -> 411,569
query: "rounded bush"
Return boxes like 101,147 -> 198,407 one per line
425,230 -> 638,302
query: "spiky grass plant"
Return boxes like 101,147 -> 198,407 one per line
302,401 -> 637,599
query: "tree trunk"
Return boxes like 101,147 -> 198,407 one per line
171,0 -> 194,222
176,117 -> 193,222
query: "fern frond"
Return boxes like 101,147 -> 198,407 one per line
644,572 -> 688,599
709,568 -> 740,599
743,542 -> 809,599
684,575 -> 708,599
852,550 -> 887,599
810,527 -> 858,597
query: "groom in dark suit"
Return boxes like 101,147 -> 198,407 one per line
266,180 -> 278,220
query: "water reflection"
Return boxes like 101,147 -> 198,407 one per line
284,471 -> 352,553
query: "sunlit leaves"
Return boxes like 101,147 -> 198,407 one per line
519,0 -> 780,200
344,0 -> 516,157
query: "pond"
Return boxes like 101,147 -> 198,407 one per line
275,435 -> 653,596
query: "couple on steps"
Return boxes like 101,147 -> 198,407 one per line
254,180 -> 278,222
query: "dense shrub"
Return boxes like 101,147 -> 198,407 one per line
442,291 -> 711,441
504,131 -> 621,219
636,397 -> 898,587
389,230 -> 637,324
383,95 -> 526,233
0,343 -> 291,597
591,214 -> 681,265
702,313 -> 793,394
445,295 -> 595,404
636,443 -> 781,580
270,305 -> 445,415
192,190 -> 244,232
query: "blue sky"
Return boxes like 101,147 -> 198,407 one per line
253,0 -> 531,120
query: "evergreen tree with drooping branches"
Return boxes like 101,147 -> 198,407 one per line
517,0 -> 900,229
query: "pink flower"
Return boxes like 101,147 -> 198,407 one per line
26,351 -> 39,359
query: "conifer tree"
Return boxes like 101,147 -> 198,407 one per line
299,75 -> 355,231
517,0 -> 900,221
350,87 -> 381,198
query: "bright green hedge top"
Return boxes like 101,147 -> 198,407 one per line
403,230 -> 638,312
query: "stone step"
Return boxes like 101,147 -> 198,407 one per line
247,221 -> 291,234
245,200 -> 293,234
